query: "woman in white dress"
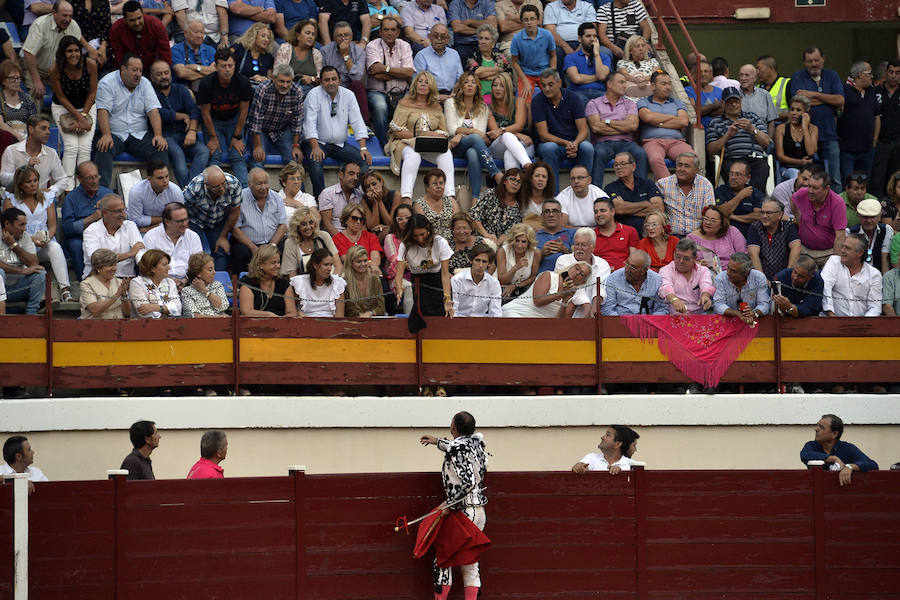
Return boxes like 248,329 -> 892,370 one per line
290,247 -> 346,317
502,261 -> 591,318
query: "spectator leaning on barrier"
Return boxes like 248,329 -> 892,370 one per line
801,414 -> 878,486
121,420 -> 160,481
1,436 -> 49,493
555,226 -> 610,318
821,233 -> 882,317
571,425 -> 636,475
187,429 -> 228,478
600,248 -> 666,316
746,198 -> 800,281
712,251 -> 770,324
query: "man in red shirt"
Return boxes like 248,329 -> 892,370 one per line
110,1 -> 172,72
187,430 -> 228,479
593,197 -> 638,270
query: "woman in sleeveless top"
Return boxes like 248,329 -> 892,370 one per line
49,36 -> 98,190
275,20 -> 323,97
775,95 -> 818,181
233,23 -> 277,85
496,223 -> 540,303
239,244 -> 298,316
502,262 -> 591,317
487,73 -> 534,170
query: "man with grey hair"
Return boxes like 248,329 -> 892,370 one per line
230,168 -> 288,273
656,151 -> 715,237
837,60 -> 880,184
81,194 -> 144,279
247,63 -> 304,170
183,165 -> 243,270
601,248 -> 666,315
821,234 -> 882,316
772,255 -> 824,317
737,64 -> 777,139
171,19 -> 218,89
534,68 -> 593,193
712,251 -> 771,324
187,430 -> 228,479
412,23 -> 462,97
555,226 -> 610,317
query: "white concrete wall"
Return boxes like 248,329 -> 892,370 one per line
2,395 -> 897,481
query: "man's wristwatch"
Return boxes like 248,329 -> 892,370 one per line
343,54 -> 350,61
385,65 -> 391,74
195,64 -> 201,72
843,463 -> 853,470
604,119 -> 611,125
752,128 -> 759,135
9,241 -> 18,250
232,134 -> 242,140
361,37 -> 369,43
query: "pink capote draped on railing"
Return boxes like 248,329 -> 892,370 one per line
620,314 -> 759,387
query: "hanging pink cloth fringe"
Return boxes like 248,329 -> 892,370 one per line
620,315 -> 759,387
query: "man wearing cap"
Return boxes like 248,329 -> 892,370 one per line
706,86 -> 770,190
841,171 -> 879,229
847,198 -> 892,274
419,412 -> 488,600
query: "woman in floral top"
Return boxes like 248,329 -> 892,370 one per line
471,167 -> 524,246
617,35 -> 659,101
466,25 -> 510,102
129,250 -> 183,318
181,252 -> 229,317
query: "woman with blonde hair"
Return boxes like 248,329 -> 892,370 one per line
79,248 -> 130,319
232,23 -> 277,85
240,243 -> 297,316
181,252 -> 229,317
277,161 -> 316,220
332,203 -> 383,273
130,249 -> 183,318
275,19 -> 323,94
496,222 -> 540,302
281,206 -> 342,276
445,71 -> 503,198
617,35 -> 659,100
637,210 -> 679,271
385,71 -> 456,202
487,72 -> 534,171
343,245 -> 387,317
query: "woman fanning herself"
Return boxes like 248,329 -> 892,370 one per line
393,213 -> 453,317
240,244 -> 298,316
343,245 -> 387,317
290,247 -> 346,317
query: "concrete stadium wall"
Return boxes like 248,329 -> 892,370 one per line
1,394 -> 898,480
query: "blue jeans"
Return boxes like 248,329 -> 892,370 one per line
592,140 -> 649,183
167,133 -> 210,187
538,141 -> 594,194
569,87 -> 606,107
367,90 -> 390,148
65,236 -> 85,281
94,132 -> 168,189
248,129 -> 295,171
819,139 -> 842,192
840,148 -> 875,186
191,221 -> 230,271
302,141 -> 368,198
3,272 -> 46,314
208,115 -> 248,187
453,133 -> 500,198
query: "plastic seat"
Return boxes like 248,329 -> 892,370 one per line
214,271 -> 235,305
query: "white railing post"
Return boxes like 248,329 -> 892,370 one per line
8,473 -> 30,600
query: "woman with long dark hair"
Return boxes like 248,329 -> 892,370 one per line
393,213 -> 453,317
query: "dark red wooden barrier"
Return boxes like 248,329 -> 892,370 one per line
1,468 -> 898,599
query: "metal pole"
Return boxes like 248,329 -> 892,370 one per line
9,472 -> 29,600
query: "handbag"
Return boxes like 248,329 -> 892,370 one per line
58,111 -> 93,134
412,115 -> 449,154
609,2 -> 632,49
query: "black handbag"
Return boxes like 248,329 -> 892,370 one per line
412,116 -> 449,153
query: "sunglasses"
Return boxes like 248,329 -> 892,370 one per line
331,100 -> 337,117
348,215 -> 364,222
251,58 -> 260,72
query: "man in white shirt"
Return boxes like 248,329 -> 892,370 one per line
557,164 -> 608,228
571,425 -> 638,475
1,435 -> 49,494
451,243 -> 502,317
0,114 -> 68,197
140,202 -> 203,286
127,161 -> 184,233
555,227 -> 610,317
82,195 -> 145,279
822,234 -> 882,317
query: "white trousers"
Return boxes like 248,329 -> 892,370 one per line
489,132 -> 534,171
434,505 -> 486,588
50,104 -> 97,191
401,146 -> 456,199
38,239 -> 70,288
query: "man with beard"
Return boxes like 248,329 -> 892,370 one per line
563,22 -> 611,105
247,63 -> 304,171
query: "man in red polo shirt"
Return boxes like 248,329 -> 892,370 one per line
187,430 -> 228,479
593,197 -> 638,270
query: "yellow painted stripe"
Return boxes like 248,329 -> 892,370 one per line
781,337 -> 900,361
423,340 -> 596,364
53,340 -> 233,367
602,337 -> 775,362
241,338 -> 416,363
0,338 -> 46,363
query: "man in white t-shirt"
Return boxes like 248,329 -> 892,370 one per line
555,227 -> 610,317
81,194 -> 145,279
571,425 -> 638,475
451,243 -> 502,317
557,164 -> 609,228
1,436 -> 49,493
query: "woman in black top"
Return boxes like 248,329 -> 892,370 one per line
231,23 -> 276,86
50,35 -> 98,189
239,244 -> 298,316
70,0 -> 111,68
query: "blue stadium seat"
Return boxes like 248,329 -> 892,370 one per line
48,126 -> 59,156
214,271 -> 235,305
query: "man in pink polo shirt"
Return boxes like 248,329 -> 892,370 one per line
585,71 -> 649,184
187,430 -> 228,479
790,169 -> 847,268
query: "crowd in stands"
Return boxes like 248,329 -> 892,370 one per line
0,0 -> 899,338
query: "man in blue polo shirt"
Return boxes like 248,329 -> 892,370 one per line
509,5 -> 555,102
533,68 -> 593,194
412,24 -> 462,97
789,46 -> 845,192
447,0 -> 496,67
563,23 -> 611,105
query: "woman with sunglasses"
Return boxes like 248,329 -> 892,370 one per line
471,167 -> 523,246
332,203 -> 383,276
232,23 -> 277,85
275,20 -> 322,96
281,206 -> 343,277
0,62 -> 36,144
383,202 -> 414,313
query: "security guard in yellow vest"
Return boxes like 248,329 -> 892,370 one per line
756,55 -> 790,121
